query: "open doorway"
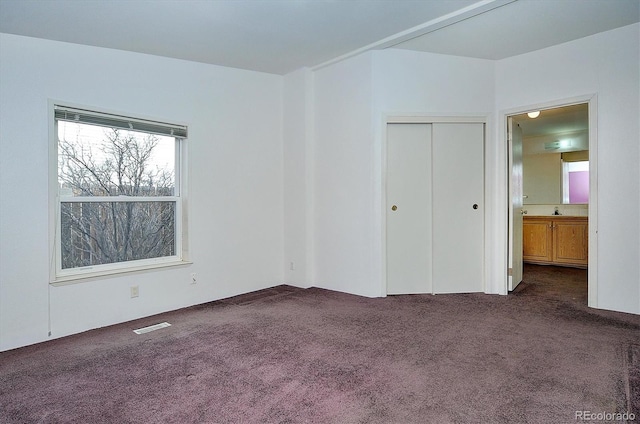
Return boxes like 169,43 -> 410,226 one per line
507,99 -> 596,307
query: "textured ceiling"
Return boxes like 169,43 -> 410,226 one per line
0,0 -> 637,75
392,0 -> 639,60
0,0 -> 479,74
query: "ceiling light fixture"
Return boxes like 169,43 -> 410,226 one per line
527,111 -> 540,118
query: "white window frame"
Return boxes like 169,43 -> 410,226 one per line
49,102 -> 190,284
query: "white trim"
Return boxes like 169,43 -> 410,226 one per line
179,128 -> 190,263
49,99 -> 189,131
49,99 -> 59,289
54,105 -> 187,137
385,114 -> 487,124
587,96 -> 598,309
500,94 -> 598,306
381,114 -> 489,297
562,161 -> 570,204
60,196 -> 180,203
51,259 -> 193,286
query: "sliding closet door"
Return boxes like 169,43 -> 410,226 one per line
386,123 -> 432,294
386,122 -> 484,295
432,123 -> 484,293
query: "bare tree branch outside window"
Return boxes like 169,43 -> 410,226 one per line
58,122 -> 177,269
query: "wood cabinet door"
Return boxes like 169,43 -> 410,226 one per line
523,219 -> 552,263
553,219 -> 588,265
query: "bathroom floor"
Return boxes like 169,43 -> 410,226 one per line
513,263 -> 588,305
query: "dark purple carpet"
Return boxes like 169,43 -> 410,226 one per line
1,265 -> 639,423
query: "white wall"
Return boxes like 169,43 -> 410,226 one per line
0,34 -> 284,351
313,53 -> 378,296
311,49 -> 495,297
1,23 -> 638,352
372,50 -> 497,294
310,24 -> 639,313
283,68 -> 313,287
495,23 -> 640,314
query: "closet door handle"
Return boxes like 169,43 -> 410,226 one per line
472,204 -> 478,210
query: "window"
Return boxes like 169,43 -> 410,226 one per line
562,160 -> 589,204
53,105 -> 188,281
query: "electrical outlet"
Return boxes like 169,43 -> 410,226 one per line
130,286 -> 139,298
190,273 -> 197,284
290,261 -> 295,271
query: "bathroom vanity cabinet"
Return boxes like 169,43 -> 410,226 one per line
522,216 -> 588,268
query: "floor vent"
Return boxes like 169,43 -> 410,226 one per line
133,322 -> 171,335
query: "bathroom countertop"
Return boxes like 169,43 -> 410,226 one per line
524,215 -> 588,219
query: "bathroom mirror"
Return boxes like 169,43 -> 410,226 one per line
512,104 -> 589,205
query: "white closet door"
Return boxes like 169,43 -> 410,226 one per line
432,123 -> 485,294
386,123 -> 432,294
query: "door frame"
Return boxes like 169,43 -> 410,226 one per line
382,115 -> 488,296
507,116 -> 524,291
501,94 -> 598,308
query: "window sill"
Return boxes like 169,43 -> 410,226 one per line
50,260 -> 193,286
